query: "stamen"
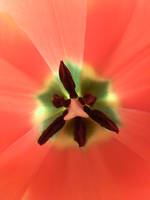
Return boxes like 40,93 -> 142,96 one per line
79,93 -> 97,106
74,117 -> 86,147
59,61 -> 78,98
38,110 -> 68,145
84,106 -> 119,134
52,94 -> 70,108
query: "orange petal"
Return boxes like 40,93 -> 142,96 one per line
0,59 -> 37,152
112,43 -> 150,112
102,0 -> 150,78
84,0 -> 136,72
92,140 -> 150,200
0,0 -> 87,71
23,142 -> 150,200
114,108 -> 150,161
0,127 -> 51,200
0,13 -> 50,83
23,147 -> 113,200
119,87 -> 150,112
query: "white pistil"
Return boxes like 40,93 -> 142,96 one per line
64,99 -> 88,120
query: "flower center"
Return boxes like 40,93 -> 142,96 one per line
34,60 -> 121,148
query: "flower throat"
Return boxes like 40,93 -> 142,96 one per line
34,60 -> 120,147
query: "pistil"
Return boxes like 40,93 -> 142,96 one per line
64,99 -> 88,120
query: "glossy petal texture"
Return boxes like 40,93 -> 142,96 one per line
0,59 -> 38,153
22,142 -> 150,200
85,0 -> 150,113
0,0 -> 87,72
84,0 -> 137,70
0,13 -> 50,152
114,108 -> 150,161
0,128 -> 51,200
0,13 -> 50,84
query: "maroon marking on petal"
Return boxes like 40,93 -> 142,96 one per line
74,117 -> 86,147
79,93 -> 97,106
59,61 -> 78,98
38,110 -> 68,145
84,106 -> 119,133
52,94 -> 70,108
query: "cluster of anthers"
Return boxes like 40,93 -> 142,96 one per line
38,61 -> 119,147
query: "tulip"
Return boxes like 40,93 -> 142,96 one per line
0,0 -> 150,199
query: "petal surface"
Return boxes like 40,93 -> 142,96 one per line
84,0 -> 136,70
0,59 -> 37,152
114,108 -> 150,161
84,0 -> 150,113
0,0 -> 87,72
23,141 -> 150,200
112,53 -> 150,112
0,13 -> 50,84
94,139 -> 150,200
102,0 -> 150,78
96,0 -> 150,112
0,127 -> 50,200
119,87 -> 150,112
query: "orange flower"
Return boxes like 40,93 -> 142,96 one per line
0,0 -> 150,199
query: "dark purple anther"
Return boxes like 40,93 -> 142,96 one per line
38,110 -> 68,145
52,94 -> 70,108
74,117 -> 86,147
59,61 -> 78,98
79,93 -> 97,106
84,106 -> 119,134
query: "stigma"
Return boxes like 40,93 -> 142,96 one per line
64,99 -> 88,120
